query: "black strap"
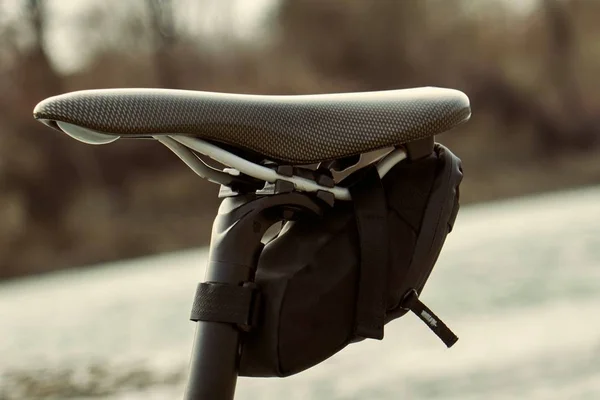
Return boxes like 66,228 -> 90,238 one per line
349,166 -> 389,340
402,290 -> 458,348
190,282 -> 260,332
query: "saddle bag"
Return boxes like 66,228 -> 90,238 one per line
192,143 -> 463,378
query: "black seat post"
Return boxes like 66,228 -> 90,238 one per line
184,193 -> 323,400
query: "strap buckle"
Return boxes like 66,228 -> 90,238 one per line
237,282 -> 261,332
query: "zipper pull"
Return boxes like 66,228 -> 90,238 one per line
401,289 -> 458,348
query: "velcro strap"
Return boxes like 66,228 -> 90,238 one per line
402,290 -> 458,348
190,282 -> 260,331
349,166 -> 389,340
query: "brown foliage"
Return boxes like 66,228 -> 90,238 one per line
0,0 -> 599,279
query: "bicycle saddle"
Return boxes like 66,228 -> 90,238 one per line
33,87 -> 470,164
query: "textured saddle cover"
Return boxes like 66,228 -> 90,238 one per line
33,88 -> 470,164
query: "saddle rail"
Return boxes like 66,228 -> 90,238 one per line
57,120 -> 408,201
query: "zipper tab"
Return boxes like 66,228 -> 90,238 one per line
401,289 -> 458,348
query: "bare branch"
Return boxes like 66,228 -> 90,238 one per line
146,0 -> 178,88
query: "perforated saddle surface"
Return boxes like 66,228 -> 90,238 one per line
33,87 -> 470,164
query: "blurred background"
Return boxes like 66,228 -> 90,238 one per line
2,1 -> 600,399
0,0 -> 599,279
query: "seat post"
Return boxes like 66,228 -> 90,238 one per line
405,136 -> 435,161
184,192 -> 323,400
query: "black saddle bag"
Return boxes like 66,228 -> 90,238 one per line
233,143 -> 463,377
190,143 -> 463,378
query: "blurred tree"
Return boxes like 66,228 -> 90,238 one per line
275,0 -> 427,91
542,0 -> 597,149
24,0 -> 61,94
146,0 -> 179,88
